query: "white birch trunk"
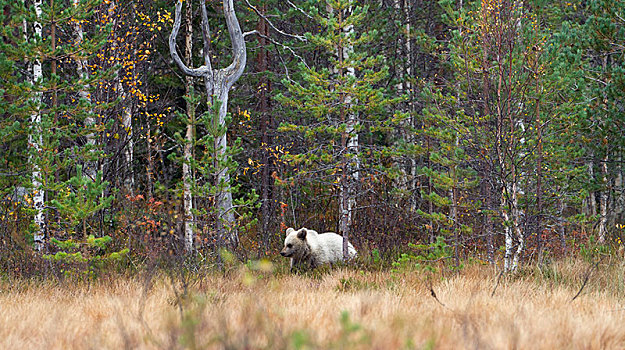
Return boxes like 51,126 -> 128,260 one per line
339,5 -> 358,261
405,7 -> 417,212
183,128 -> 194,251
502,205 -> 514,272
614,152 -> 625,227
183,0 -> 194,252
120,89 -> 134,192
30,0 -> 45,251
502,181 -> 523,272
598,152 -> 608,243
511,181 -> 524,270
170,0 -> 246,249
586,159 -> 597,217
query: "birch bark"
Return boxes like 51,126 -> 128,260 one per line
337,6 -> 359,261
182,0 -> 194,252
30,0 -> 45,251
598,152 -> 608,243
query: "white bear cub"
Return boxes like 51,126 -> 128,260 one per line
280,227 -> 357,271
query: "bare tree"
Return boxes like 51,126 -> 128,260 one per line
170,0 -> 248,249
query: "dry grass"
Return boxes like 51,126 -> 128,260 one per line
1,260 -> 625,349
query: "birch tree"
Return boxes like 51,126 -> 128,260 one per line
182,0 -> 194,252
170,0 -> 248,249
337,4 -> 359,261
475,0 -> 528,271
29,0 -> 45,251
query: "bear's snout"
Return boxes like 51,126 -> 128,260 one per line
280,250 -> 291,257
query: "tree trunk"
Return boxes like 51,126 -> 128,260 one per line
256,5 -> 273,256
427,136 -> 434,244
614,152 -> 625,228
30,0 -> 45,252
511,181 -> 524,270
483,179 -> 494,264
121,93 -> 134,193
212,86 -> 237,248
502,180 -> 523,272
183,0 -> 195,252
558,195 -> 567,255
146,123 -> 153,198
535,75 -> 543,264
598,151 -> 608,243
336,6 -> 358,261
586,158 -> 597,217
451,132 -> 459,267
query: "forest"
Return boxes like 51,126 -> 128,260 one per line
1,0 -> 625,347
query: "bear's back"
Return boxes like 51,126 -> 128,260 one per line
315,232 -> 357,264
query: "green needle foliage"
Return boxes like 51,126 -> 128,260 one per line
277,0 -> 399,217
50,165 -> 114,238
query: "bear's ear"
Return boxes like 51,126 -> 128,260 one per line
286,227 -> 295,236
297,228 -> 307,240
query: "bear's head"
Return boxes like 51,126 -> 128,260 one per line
280,227 -> 308,258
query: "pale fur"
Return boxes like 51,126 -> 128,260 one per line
280,227 -> 357,271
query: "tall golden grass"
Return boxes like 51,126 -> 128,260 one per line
1,259 -> 625,349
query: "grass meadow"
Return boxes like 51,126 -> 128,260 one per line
2,259 -> 625,349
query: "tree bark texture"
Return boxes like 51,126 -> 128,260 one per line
598,151 -> 608,243
30,0 -> 45,252
183,0 -> 195,252
255,4 -> 273,255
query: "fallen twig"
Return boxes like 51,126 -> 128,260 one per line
429,284 -> 447,308
491,269 -> 505,297
571,258 -> 601,302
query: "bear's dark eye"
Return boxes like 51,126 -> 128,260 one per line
287,244 -> 292,248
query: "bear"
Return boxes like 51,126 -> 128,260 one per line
280,227 -> 357,271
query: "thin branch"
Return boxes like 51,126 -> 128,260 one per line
286,0 -> 313,19
274,42 -> 292,82
243,29 -> 258,38
255,31 -> 309,69
243,0 -> 307,41
491,269 -> 505,297
584,75 -> 608,86
571,259 -> 601,301
429,285 -> 447,308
